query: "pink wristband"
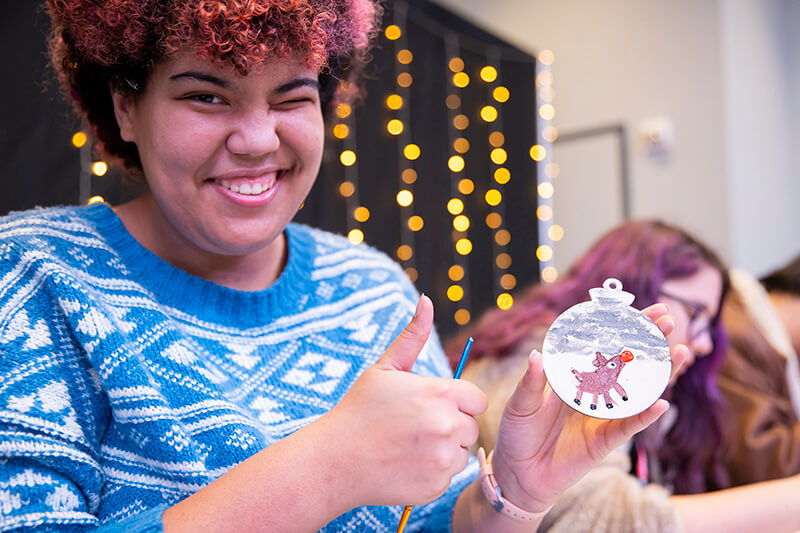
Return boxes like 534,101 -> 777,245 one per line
477,447 -> 552,522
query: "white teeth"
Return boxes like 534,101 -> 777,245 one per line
222,180 -> 231,189
217,177 -> 277,195
251,183 -> 263,194
239,183 -> 252,194
230,184 -> 240,193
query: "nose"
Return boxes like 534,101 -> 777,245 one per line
690,329 -> 714,359
226,108 -> 280,157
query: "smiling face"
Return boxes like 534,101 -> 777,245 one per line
111,52 -> 324,284
658,263 -> 724,382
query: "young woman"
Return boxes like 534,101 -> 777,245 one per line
453,220 -> 800,533
0,2 -> 681,531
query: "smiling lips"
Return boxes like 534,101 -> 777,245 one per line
213,171 -> 279,196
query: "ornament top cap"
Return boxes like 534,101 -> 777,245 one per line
588,278 -> 635,306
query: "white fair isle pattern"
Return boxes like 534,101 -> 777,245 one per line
0,205 -> 477,532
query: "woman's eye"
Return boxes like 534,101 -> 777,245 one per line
188,94 -> 222,104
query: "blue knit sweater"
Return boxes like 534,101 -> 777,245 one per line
0,204 -> 477,532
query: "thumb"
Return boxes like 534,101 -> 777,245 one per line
376,294 -> 433,372
505,350 -> 548,418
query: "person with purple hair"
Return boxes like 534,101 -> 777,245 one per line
452,220 -> 800,533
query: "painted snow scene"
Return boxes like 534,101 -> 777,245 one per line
542,278 -> 671,420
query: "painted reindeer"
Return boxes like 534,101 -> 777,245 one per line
572,350 -> 635,410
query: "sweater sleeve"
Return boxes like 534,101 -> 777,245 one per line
538,452 -> 685,533
0,256 -> 109,530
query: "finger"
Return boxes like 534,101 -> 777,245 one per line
654,314 -> 676,338
603,399 -> 670,449
504,349 -> 547,418
448,379 -> 488,416
669,343 -> 689,381
453,413 -> 480,448
375,294 -> 433,372
642,303 -> 669,322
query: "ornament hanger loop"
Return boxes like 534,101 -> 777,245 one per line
603,278 -> 622,291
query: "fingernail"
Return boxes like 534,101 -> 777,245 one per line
662,303 -> 670,313
415,294 -> 425,317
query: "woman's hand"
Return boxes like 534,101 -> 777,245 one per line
488,303 -> 688,513
324,295 -> 487,508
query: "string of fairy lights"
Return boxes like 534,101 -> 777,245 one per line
67,4 -> 561,327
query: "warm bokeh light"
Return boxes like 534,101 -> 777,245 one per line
339,181 -> 355,197
453,215 -> 470,232
397,49 -> 413,64
405,267 -> 418,282
340,150 -> 357,166
453,114 -> 469,130
397,72 -> 413,87
446,94 -> 461,109
542,126 -> 558,142
348,229 -> 364,244
539,104 -> 556,121
71,132 -> 87,148
396,244 -> 413,261
538,182 -> 554,199
529,144 -> 547,162
497,293 -> 514,310
453,138 -> 470,153
401,169 -> 417,184
480,66 -> 498,82
408,215 -> 424,231
447,198 -> 464,215
447,285 -> 464,302
336,103 -> 352,118
458,178 -> 474,195
485,213 -> 502,229
489,131 -> 505,147
480,105 -> 498,122
536,244 -> 553,261
495,229 -> 511,246
403,144 -> 421,160
500,273 -> 517,290
448,155 -> 465,172
332,124 -> 349,139
454,309 -> 471,325
385,24 -> 402,40
449,57 -> 464,72
545,162 -> 560,178
386,94 -> 403,110
91,161 -> 108,176
485,189 -> 502,206
87,195 -> 105,205
490,148 -> 507,165
387,119 -> 404,135
538,49 -> 555,65
494,168 -> 511,184
453,72 -> 470,88
354,206 -> 370,222
548,224 -> 564,241
455,238 -> 473,255
496,252 -> 512,269
537,205 -> 553,221
542,266 -> 558,283
493,86 -> 510,103
536,71 -> 554,87
396,190 -> 414,207
539,86 -> 555,103
449,264 -> 465,281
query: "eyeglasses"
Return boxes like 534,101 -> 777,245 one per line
659,290 -> 715,341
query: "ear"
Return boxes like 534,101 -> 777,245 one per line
593,351 -> 607,367
110,88 -> 138,143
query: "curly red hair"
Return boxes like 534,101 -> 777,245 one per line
46,0 -> 381,173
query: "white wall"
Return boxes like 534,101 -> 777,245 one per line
432,0 -> 799,275
721,0 -> 800,277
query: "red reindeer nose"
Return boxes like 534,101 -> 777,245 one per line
620,350 -> 634,362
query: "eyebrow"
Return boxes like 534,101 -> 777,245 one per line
168,72 -> 320,94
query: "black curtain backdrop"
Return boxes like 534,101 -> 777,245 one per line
1,0 -> 540,338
